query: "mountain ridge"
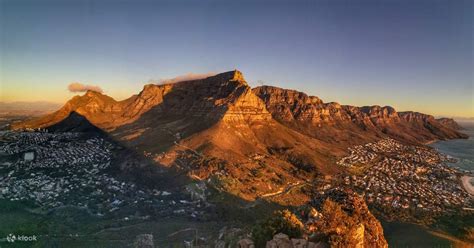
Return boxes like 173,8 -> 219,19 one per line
253,85 -> 467,145
11,70 -> 467,201
13,70 -> 466,143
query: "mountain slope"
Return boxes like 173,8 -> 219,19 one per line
11,70 -> 467,201
46,111 -> 104,133
436,117 -> 464,130
111,71 -> 340,200
253,85 -> 467,145
11,85 -> 173,131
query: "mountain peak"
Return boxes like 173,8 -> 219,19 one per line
213,70 -> 246,83
46,111 -> 104,133
230,69 -> 245,81
84,90 -> 103,97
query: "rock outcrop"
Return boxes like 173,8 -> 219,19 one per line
308,189 -> 388,248
238,238 -> 255,248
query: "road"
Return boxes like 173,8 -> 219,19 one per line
260,181 -> 309,198
461,176 -> 474,195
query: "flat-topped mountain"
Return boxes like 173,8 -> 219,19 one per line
13,70 -> 266,130
12,70 -> 467,201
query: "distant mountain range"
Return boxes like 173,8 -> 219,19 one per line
12,70 -> 468,200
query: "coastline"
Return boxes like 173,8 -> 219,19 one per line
428,230 -> 473,248
461,176 -> 474,195
423,139 -> 439,145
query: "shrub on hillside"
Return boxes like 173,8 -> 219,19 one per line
252,209 -> 304,247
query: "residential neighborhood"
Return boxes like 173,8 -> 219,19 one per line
0,130 -> 209,220
337,138 -> 473,221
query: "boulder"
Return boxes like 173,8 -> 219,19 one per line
291,238 -> 307,248
266,233 -> 293,248
238,238 -> 255,248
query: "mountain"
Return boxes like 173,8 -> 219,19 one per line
46,111 -> 105,134
436,117 -> 464,130
111,71 -> 338,200
9,88 -> 166,131
253,86 -> 467,145
11,70 -> 467,201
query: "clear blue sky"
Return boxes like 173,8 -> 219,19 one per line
1,0 -> 472,117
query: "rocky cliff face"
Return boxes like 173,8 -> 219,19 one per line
16,72 -> 465,145
253,85 -> 467,144
398,111 -> 467,141
12,70 -> 261,130
11,70 -> 467,202
253,86 -> 349,125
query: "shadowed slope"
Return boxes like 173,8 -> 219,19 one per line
11,70 -> 468,202
111,71 -> 340,201
46,111 -> 105,134
11,86 -> 172,131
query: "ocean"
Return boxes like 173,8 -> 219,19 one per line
383,121 -> 474,247
430,121 -> 474,174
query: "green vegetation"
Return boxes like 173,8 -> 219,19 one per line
316,199 -> 362,247
251,210 -> 304,247
207,187 -> 282,224
381,220 -> 451,248
432,213 -> 474,243
0,199 -> 226,247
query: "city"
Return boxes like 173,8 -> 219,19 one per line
0,130 -> 209,221
337,138 -> 473,223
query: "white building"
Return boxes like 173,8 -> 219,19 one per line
23,152 -> 35,162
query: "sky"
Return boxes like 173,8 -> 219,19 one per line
0,0 -> 472,117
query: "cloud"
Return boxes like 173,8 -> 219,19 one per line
68,82 -> 103,93
149,72 -> 216,85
